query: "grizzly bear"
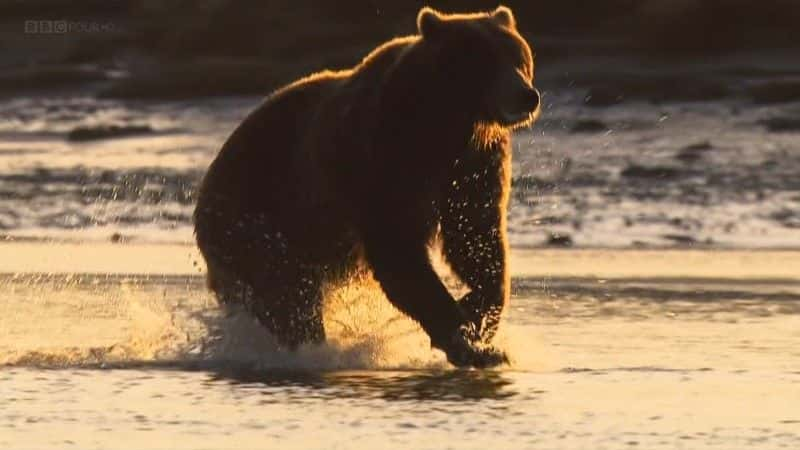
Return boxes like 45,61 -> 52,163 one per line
194,6 -> 539,368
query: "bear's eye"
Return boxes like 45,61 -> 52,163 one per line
515,68 -> 531,85
511,60 -> 533,85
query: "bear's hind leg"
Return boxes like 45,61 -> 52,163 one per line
250,272 -> 326,350
203,254 -> 255,309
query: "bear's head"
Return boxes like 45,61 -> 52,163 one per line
417,6 -> 540,130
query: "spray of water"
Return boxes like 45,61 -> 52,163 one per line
1,272 -> 552,371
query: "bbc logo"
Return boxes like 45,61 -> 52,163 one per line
25,20 -> 68,34
24,20 -> 114,34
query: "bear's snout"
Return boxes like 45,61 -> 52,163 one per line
520,87 -> 540,114
498,86 -> 540,126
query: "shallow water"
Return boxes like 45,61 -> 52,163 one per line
1,93 -> 799,247
4,367 -> 799,449
2,253 -> 799,449
1,67 -> 800,449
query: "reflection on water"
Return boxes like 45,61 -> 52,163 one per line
2,365 -> 798,450
2,262 -> 800,448
209,368 -> 519,402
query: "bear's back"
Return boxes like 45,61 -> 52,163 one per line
195,36 -> 421,251
196,71 -> 345,218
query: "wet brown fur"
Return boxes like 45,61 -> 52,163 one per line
193,6 -> 537,365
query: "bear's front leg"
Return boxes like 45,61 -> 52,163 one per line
442,225 -> 509,343
359,216 -> 507,368
441,143 -> 511,343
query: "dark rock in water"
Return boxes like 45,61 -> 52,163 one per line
109,233 -> 132,243
748,80 -> 800,104
770,208 -> 800,228
68,125 -> 153,141
684,141 -> 713,151
621,165 -> 682,180
660,234 -> 697,245
571,120 -> 608,133
759,117 -> 800,133
675,141 -> 713,162
546,232 -> 574,247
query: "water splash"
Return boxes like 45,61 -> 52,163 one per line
0,269 -> 562,371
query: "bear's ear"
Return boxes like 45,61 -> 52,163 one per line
492,5 -> 516,29
417,7 -> 445,38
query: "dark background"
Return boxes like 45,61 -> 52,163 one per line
2,0 -> 799,100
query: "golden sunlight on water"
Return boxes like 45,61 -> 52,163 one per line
1,244 -> 799,448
